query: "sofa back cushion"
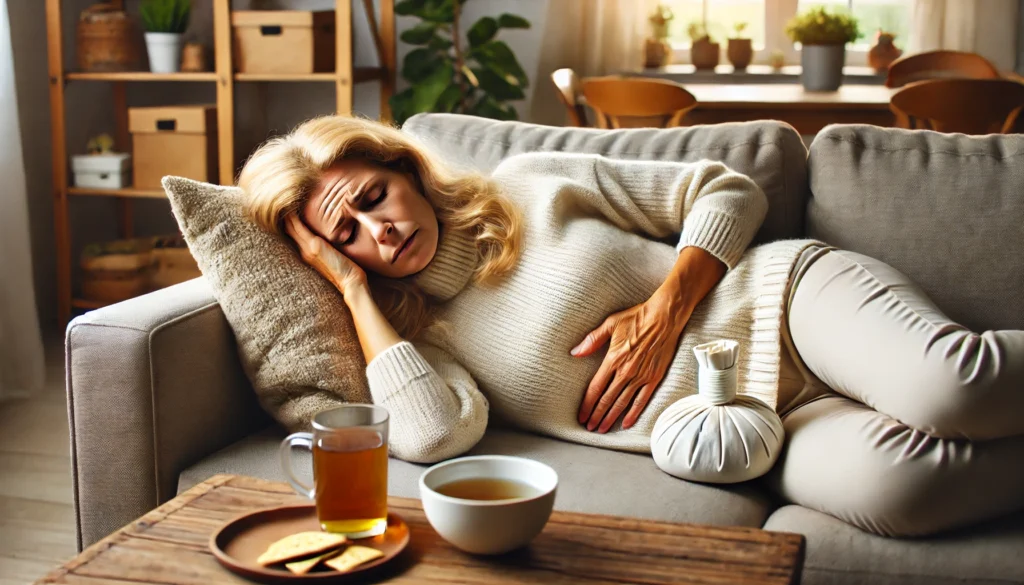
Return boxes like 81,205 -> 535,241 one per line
403,114 -> 810,245
807,125 -> 1024,331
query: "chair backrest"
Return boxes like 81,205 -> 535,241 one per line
885,50 -> 1001,88
889,78 -> 1024,134
581,77 -> 698,129
550,68 -> 587,127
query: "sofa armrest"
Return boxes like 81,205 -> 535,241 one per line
66,277 -> 272,550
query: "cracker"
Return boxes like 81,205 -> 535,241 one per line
284,549 -> 341,575
324,545 -> 385,573
256,531 -> 347,566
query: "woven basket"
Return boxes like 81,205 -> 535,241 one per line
76,3 -> 140,72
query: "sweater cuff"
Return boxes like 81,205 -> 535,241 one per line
677,210 -> 751,269
366,341 -> 433,403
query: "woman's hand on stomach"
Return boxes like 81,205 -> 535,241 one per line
572,246 -> 727,433
285,214 -> 367,297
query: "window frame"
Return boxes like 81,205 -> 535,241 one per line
669,0 -> 881,67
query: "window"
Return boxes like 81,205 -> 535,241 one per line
668,0 -> 913,66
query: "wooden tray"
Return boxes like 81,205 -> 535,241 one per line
210,504 -> 409,583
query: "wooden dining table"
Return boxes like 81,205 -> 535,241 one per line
675,83 -> 896,134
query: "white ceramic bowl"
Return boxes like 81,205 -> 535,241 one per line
419,455 -> 558,555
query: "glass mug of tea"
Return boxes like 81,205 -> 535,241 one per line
279,404 -> 389,538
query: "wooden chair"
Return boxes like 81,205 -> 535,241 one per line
885,50 -> 1001,88
551,68 -> 588,127
889,78 -> 1024,134
581,77 -> 698,129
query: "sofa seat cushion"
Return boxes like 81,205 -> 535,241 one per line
179,426 -> 775,528
764,505 -> 1024,585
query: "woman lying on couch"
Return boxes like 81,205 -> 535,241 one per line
237,115 -> 1024,539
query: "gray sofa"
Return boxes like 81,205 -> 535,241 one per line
66,114 -> 1024,585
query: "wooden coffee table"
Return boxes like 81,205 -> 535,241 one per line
36,474 -> 805,584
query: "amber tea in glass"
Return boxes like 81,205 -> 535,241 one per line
280,404 -> 389,538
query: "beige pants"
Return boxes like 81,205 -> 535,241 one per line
767,247 -> 1024,537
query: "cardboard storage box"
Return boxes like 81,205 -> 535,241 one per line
72,152 -> 131,189
128,105 -> 217,190
231,10 -> 335,74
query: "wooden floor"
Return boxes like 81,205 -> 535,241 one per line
0,338 -> 76,585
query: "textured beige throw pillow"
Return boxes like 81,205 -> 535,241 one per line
162,176 -> 371,432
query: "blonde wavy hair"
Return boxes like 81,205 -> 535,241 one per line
236,115 -> 522,340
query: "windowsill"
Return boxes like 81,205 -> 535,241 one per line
635,64 -> 886,85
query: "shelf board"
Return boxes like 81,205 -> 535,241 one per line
69,186 -> 166,199
66,71 -> 218,82
234,72 -> 337,82
72,298 -> 111,310
233,67 -> 387,83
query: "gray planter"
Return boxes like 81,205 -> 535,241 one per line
800,44 -> 845,91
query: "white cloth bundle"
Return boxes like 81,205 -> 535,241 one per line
651,340 -> 784,484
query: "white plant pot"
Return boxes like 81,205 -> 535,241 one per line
800,44 -> 845,91
145,32 -> 183,74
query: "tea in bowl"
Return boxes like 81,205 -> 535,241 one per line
419,455 -> 558,555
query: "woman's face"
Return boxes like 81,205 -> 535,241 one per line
301,159 -> 439,278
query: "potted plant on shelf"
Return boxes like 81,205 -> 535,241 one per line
868,28 -> 903,73
786,6 -> 859,91
644,4 -> 675,69
688,21 -> 719,70
727,22 -> 752,71
140,0 -> 191,74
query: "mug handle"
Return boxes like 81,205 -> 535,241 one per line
279,432 -> 315,499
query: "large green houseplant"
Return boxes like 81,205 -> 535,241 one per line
390,0 -> 530,125
786,6 -> 859,91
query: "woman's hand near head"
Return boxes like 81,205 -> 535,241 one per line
285,214 -> 368,297
286,213 -> 404,364
572,246 -> 727,433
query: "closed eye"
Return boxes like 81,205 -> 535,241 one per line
338,184 -> 386,246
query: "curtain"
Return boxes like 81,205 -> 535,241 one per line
0,0 -> 45,401
528,0 -> 659,126
908,0 -> 1019,71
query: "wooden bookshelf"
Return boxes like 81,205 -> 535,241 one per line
46,0 -> 396,326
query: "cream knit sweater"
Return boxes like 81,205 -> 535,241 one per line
366,153 -> 819,463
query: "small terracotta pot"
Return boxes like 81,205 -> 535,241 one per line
691,39 -> 720,70
644,38 -> 673,68
180,43 -> 208,72
868,32 -> 902,73
727,38 -> 753,70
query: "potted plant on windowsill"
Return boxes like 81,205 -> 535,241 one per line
786,6 -> 859,91
688,21 -> 719,70
727,22 -> 752,71
140,0 -> 191,74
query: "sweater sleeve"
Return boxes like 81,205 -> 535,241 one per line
365,340 -> 487,464
496,152 -> 768,269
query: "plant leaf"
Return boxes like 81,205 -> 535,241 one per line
401,48 -> 447,83
435,83 -> 465,113
389,88 -> 418,125
470,40 -> 529,88
427,36 -> 454,51
410,61 -> 456,113
420,0 -> 455,23
400,22 -> 438,45
468,95 -> 518,120
497,14 -> 530,29
467,17 -> 498,47
472,67 -> 525,101
396,0 -> 427,16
